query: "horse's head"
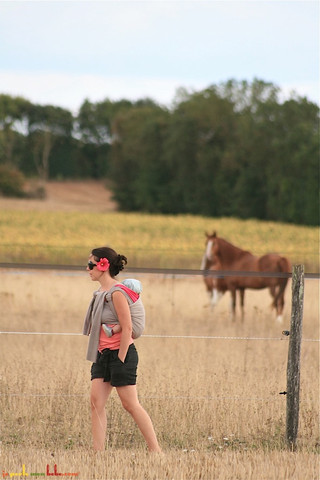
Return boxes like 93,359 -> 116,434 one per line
203,231 -> 220,266
205,232 -> 252,270
202,232 -> 226,305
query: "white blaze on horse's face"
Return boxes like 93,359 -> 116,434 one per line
200,254 -> 207,270
205,239 -> 214,263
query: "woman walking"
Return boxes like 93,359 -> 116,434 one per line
83,246 -> 161,452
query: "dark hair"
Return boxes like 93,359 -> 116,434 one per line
91,246 -> 127,278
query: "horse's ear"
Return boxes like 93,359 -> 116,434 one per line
205,231 -> 209,238
212,231 -> 217,238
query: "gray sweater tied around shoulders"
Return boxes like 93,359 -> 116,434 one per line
83,286 -> 145,363
83,290 -> 111,362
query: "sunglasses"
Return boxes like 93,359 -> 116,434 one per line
87,261 -> 97,270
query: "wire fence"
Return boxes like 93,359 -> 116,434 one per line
0,331 -> 318,342
1,265 -> 318,407
0,262 -> 319,278
1,264 -> 319,344
0,392 -> 281,402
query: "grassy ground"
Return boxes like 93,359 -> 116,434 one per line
0,269 -> 319,479
1,182 -> 319,478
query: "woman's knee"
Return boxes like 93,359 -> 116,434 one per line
121,398 -> 140,414
90,394 -> 105,412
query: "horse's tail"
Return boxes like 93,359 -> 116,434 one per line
272,256 -> 291,309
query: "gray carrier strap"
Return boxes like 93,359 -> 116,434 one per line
105,285 -> 145,339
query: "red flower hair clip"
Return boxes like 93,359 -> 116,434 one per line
96,258 -> 110,272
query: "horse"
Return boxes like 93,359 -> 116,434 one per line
202,232 -> 291,322
201,249 -> 246,318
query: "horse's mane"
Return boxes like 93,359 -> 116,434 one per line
216,236 -> 253,260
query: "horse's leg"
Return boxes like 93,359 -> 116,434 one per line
239,288 -> 245,322
209,289 -> 215,311
211,288 -> 224,309
269,285 -> 279,320
207,284 -> 213,308
229,289 -> 236,321
275,284 -> 285,323
203,276 -> 214,308
276,298 -> 284,323
275,256 -> 291,323
270,284 -> 285,323
269,285 -> 277,308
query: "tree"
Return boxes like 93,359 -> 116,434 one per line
265,98 -> 319,225
76,98 -> 135,178
163,86 -> 237,215
27,104 -> 73,180
221,79 -> 286,219
110,102 -> 169,211
0,94 -> 30,167
1,80 -> 317,225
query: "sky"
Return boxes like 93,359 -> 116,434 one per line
0,0 -> 319,113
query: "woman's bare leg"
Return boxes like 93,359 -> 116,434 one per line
90,379 -> 113,451
116,385 -> 161,452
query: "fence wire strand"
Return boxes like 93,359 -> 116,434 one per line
0,331 -> 318,341
0,392 -> 280,402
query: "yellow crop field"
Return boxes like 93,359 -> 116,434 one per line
0,269 -> 319,479
0,210 -> 318,271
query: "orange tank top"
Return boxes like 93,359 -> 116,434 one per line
98,284 -> 137,351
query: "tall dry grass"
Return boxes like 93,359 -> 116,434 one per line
0,269 -> 319,479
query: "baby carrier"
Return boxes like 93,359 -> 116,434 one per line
104,284 -> 145,339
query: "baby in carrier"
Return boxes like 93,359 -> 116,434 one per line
102,278 -> 142,337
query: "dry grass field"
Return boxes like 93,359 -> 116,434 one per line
0,180 -> 118,213
0,181 -> 319,478
0,268 -> 319,480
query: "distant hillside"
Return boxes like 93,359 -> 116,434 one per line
0,181 -> 118,212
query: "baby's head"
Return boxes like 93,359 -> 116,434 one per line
122,278 -> 142,294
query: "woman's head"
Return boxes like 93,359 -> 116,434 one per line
89,246 -> 127,278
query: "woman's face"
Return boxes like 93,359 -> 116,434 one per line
86,254 -> 101,281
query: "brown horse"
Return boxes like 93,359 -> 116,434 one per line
201,254 -> 246,317
202,232 -> 291,322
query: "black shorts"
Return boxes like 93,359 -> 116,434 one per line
91,344 -> 138,387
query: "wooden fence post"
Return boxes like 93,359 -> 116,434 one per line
286,264 -> 304,448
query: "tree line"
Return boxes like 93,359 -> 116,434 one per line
0,78 -> 318,225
